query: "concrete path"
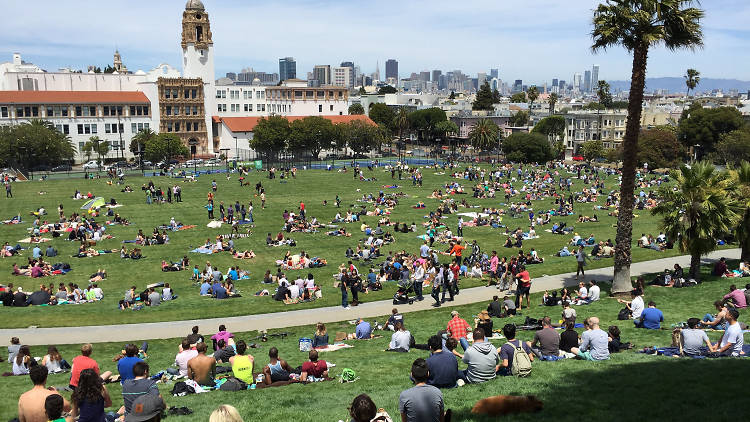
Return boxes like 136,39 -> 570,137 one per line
5,249 -> 739,345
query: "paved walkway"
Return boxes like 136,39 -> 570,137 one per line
5,249 -> 739,345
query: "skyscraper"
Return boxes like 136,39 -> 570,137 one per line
279,57 -> 296,81
584,70 -> 592,93
385,59 -> 398,80
573,73 -> 582,92
512,79 -> 523,93
339,62 -> 355,89
552,78 -> 558,88
432,70 -> 442,85
420,71 -> 430,82
490,68 -> 499,79
592,64 -> 600,90
313,65 -> 331,85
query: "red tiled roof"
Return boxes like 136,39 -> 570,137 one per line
216,115 -> 376,133
0,91 -> 150,105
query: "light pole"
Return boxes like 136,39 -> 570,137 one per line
234,136 -> 238,162
220,148 -> 230,173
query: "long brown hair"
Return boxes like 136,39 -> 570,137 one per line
47,346 -> 61,362
316,322 -> 326,336
71,369 -> 103,404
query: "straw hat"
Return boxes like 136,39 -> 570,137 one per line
477,310 -> 490,320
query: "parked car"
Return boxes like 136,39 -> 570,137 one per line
51,164 -> 72,172
31,165 -> 51,172
141,160 -> 153,167
82,160 -> 101,170
206,158 -> 222,165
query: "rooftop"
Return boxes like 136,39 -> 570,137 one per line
0,91 -> 150,105
216,115 -> 376,133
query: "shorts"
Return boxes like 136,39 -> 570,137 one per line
518,286 -> 530,296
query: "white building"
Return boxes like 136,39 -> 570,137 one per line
563,110 -> 627,154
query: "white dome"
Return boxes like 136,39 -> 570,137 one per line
252,78 -> 261,86
185,0 -> 205,10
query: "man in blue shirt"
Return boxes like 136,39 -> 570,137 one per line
117,344 -> 143,382
355,318 -> 372,339
32,246 -> 41,259
635,301 -> 664,329
213,284 -> 228,299
425,335 -> 457,388
200,281 -> 211,296
228,267 -> 238,281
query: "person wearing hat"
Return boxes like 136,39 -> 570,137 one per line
446,311 -> 471,351
475,310 -> 493,339
125,394 -> 165,422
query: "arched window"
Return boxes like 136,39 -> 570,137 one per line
196,26 -> 203,42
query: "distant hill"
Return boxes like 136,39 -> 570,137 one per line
606,77 -> 750,94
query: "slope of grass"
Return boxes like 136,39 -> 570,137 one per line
0,262 -> 746,421
0,166 -> 728,328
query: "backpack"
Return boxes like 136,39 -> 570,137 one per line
339,368 -> 358,383
171,381 -> 195,396
617,307 -> 631,320
219,377 -> 247,391
509,342 -> 532,377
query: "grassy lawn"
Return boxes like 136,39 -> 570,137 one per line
0,262 -> 746,421
0,164 -> 729,328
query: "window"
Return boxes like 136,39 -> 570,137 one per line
166,106 -> 172,116
175,123 -> 180,132
78,141 -> 84,151
104,123 -> 123,134
318,105 -> 322,112
1,106 -> 8,118
295,91 -> 303,98
16,106 -> 39,118
260,104 -> 265,111
184,90 -> 190,99
329,105 -> 333,111
45,105 -> 71,117
244,104 -> 252,112
218,104 -> 227,112
216,90 -> 226,99
172,90 -> 178,99
167,122 -> 173,132
191,89 -> 197,99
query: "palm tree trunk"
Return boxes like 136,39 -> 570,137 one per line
741,211 -> 750,262
612,44 -> 649,294
689,253 -> 701,280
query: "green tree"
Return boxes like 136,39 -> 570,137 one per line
731,162 -> 750,261
684,68 -> 700,99
87,136 -> 109,165
532,115 -> 566,142
144,133 -> 188,163
394,107 -> 410,147
368,103 -> 395,129
596,80 -> 613,108
638,128 -> 685,168
250,115 -> 291,160
502,132 -> 552,163
408,108 -> 447,144
509,110 -> 529,127
289,116 -> 334,159
510,92 -> 526,103
129,128 -> 156,156
434,120 -> 459,140
358,87 -> 367,96
652,162 -> 739,279
492,88 -> 502,104
678,105 -> 745,154
715,129 -> 750,166
580,140 -> 605,161
377,85 -> 397,94
468,119 -> 499,153
348,103 -> 365,115
527,86 -> 539,111
346,120 -> 379,154
472,81 -> 496,111
592,0 -> 704,294
0,120 -> 75,169
548,93 -> 559,114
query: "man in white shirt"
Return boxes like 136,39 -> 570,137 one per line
717,308 -> 744,357
420,241 -> 430,259
618,289 -> 644,319
587,281 -> 600,302
639,234 -> 650,247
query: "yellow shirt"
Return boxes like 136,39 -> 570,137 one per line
231,354 -> 254,384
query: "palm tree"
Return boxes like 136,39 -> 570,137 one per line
468,118 -> 499,155
651,162 -> 739,280
527,86 -> 539,117
548,93 -> 559,114
731,161 -> 750,261
592,0 -> 704,294
394,107 -> 410,160
683,68 -> 701,112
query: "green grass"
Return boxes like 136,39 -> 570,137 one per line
0,165 -> 730,328
0,262 -> 746,421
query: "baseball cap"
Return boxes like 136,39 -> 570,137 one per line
125,395 -> 165,422
451,310 -> 459,317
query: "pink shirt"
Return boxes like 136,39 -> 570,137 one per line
211,330 -> 234,343
490,256 -> 499,272
724,290 -> 747,308
175,349 -> 198,376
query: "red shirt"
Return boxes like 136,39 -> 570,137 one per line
450,244 -> 465,257
518,270 -> 531,288
446,316 -> 470,340
301,360 -> 327,377
69,355 -> 100,387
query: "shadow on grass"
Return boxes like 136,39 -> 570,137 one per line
449,357 -> 750,421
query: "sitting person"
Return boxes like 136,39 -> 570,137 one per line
386,308 -> 404,331
499,323 -> 534,375
213,339 -> 236,363
121,362 -> 163,417
723,284 -> 747,309
559,321 -> 579,355
228,340 -> 254,385
352,318 -> 372,340
712,257 -> 730,277
607,326 -> 628,353
528,317 -> 562,359
312,322 -> 329,348
681,318 -> 716,357
387,321 -> 412,352
262,347 -> 296,385
187,342 -> 216,387
300,350 -> 328,382
425,335 -> 458,389
571,317 -> 610,361
635,301 -> 663,329
458,329 -> 499,384
701,301 -> 729,330
716,308 -> 744,356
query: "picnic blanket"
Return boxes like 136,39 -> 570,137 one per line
190,247 -> 214,254
640,344 -> 750,358
315,343 -> 354,352
207,221 -> 222,228
18,237 -> 51,243
105,204 -> 123,209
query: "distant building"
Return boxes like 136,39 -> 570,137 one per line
490,68 -> 499,79
563,110 -> 627,154
591,65 -> 600,90
385,59 -> 398,80
313,65 -> 331,86
584,70 -> 592,93
332,67 -> 352,89
279,57 -> 296,81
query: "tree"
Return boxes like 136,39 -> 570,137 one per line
684,68 -> 700,99
0,120 -> 75,169
502,132 -> 553,163
492,88 -> 501,104
250,115 -> 290,160
716,129 -> 750,166
449,91 -> 456,100
368,103 -> 395,129
510,92 -> 526,103
348,103 -> 364,115
592,0 -> 704,294
434,120 -> 459,140
638,128 -> 685,168
532,115 -> 566,142
358,87 -> 367,96
129,128 -> 156,156
678,105 -> 745,154
87,136 -> 109,164
596,81 -> 613,108
289,116 -> 333,159
580,140 -> 605,161
472,81 -> 496,111
548,93 -> 559,114
468,119 -> 499,153
144,133 -> 188,163
408,108 -> 447,144
652,162 -> 739,279
509,111 -> 529,127
345,120 -> 379,154
394,107 -> 410,150
377,85 -> 397,95
527,86 -> 539,111
731,162 -> 750,261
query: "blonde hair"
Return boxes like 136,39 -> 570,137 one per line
316,322 -> 326,336
209,405 -> 243,422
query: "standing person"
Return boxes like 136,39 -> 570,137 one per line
205,201 -> 214,220
18,366 -> 71,422
575,246 -> 587,280
340,272 -> 350,310
399,359 -> 445,422
448,240 -> 465,267
440,264 -> 454,304
5,181 -> 11,198
247,201 -> 254,224
299,201 -> 305,219
69,369 -> 113,422
412,261 -> 425,301
260,190 -> 266,209
515,265 -> 531,310
430,265 -> 442,308
457,217 -> 463,237
488,251 -> 499,287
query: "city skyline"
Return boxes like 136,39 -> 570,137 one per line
1,0 -> 749,85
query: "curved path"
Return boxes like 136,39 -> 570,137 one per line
4,249 -> 739,345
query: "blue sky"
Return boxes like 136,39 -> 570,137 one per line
1,0 -> 748,84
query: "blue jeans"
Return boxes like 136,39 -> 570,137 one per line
703,314 -> 727,330
341,290 -> 348,308
414,280 -> 423,300
459,337 -> 469,351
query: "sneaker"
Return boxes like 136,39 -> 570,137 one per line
344,306 -> 351,310
456,379 -> 465,387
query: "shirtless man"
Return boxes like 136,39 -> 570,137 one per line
187,342 -> 216,386
18,366 -> 71,422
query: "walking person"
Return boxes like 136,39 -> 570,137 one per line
441,263 -> 454,304
412,261 -> 425,301
457,217 -> 463,237
5,181 -> 11,198
340,272 -> 350,310
205,201 -> 214,220
431,266 -> 443,308
576,246 -> 588,280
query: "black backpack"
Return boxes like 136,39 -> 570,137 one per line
617,308 -> 631,320
219,377 -> 247,391
171,381 -> 195,396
